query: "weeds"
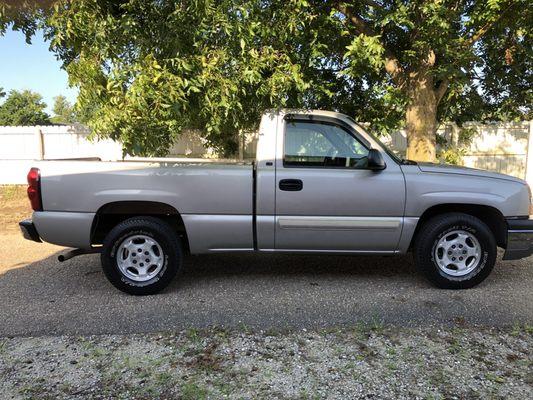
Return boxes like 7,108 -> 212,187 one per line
180,380 -> 209,400
369,315 -> 385,334
0,185 -> 26,202
185,341 -> 224,372
2,326 -> 531,399
185,328 -> 201,343
511,322 -> 533,336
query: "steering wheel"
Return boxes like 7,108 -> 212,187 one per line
353,156 -> 368,168
323,146 -> 339,166
326,146 -> 338,157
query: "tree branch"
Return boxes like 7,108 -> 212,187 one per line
435,79 -> 449,104
334,2 -> 405,85
360,0 -> 383,9
335,2 -> 377,37
464,1 -> 517,46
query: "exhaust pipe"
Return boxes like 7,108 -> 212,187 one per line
58,247 -> 101,262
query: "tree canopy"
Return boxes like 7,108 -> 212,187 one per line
0,89 -> 50,125
1,1 -> 530,159
51,94 -> 77,124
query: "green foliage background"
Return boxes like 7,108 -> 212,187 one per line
51,94 -> 77,124
0,89 -> 50,125
0,1 -> 531,157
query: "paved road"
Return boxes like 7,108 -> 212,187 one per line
0,235 -> 532,336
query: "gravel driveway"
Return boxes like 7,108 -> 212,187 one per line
1,186 -> 532,399
1,326 -> 532,399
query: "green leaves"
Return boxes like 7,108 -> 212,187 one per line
0,90 -> 50,126
45,0 -> 319,156
344,34 -> 386,72
51,95 -> 76,124
1,0 -> 530,156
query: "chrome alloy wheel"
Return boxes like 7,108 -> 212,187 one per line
116,235 -> 164,282
434,230 -> 482,277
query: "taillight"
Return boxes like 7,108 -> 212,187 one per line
27,167 -> 42,211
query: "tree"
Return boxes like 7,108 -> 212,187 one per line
0,87 -> 5,99
51,94 -> 76,124
2,1 -> 530,159
332,1 -> 531,160
0,89 -> 50,125
3,0 -> 311,156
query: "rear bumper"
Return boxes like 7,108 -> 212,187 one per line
19,219 -> 41,243
503,218 -> 533,260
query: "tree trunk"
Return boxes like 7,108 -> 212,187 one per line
405,73 -> 438,162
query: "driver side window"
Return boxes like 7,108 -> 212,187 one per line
283,120 -> 369,168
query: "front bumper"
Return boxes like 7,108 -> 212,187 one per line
503,218 -> 533,260
19,219 -> 41,243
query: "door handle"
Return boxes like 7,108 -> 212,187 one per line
279,179 -> 303,191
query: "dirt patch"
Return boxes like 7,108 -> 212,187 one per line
0,232 -> 62,272
0,325 -> 531,399
0,185 -> 31,231
0,186 -> 62,272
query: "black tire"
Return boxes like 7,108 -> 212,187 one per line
413,212 -> 497,289
101,216 -> 182,295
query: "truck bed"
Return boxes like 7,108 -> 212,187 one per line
35,159 -> 254,215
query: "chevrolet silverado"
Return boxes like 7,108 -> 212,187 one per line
19,110 -> 533,294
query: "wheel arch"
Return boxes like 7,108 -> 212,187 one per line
410,203 -> 508,250
90,201 -> 190,253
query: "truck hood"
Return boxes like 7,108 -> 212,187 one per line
416,162 -> 527,185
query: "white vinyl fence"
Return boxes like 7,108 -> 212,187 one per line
383,121 -> 532,183
0,125 -> 122,184
1,121 -> 532,186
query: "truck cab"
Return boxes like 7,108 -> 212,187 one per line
255,110 -> 406,253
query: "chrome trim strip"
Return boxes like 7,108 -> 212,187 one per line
259,248 -> 398,254
206,248 -> 254,252
277,216 -> 402,231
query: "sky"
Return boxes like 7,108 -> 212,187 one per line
0,29 -> 78,114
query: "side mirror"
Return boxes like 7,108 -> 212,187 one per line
367,149 -> 386,170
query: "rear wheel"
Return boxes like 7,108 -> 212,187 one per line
414,213 -> 497,289
101,217 -> 182,295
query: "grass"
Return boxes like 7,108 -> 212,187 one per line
511,322 -> 533,336
0,185 -> 27,202
180,381 -> 209,400
2,326 -> 530,400
485,372 -> 506,384
185,341 -> 224,372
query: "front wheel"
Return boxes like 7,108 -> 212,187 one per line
101,217 -> 182,295
414,213 -> 497,289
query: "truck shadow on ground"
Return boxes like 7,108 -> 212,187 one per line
0,251 -> 425,295
0,249 -> 530,335
181,252 -> 418,278
1,249 -> 520,297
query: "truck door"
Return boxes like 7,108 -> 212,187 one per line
274,115 -> 406,252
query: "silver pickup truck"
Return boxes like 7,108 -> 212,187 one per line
20,110 -> 533,295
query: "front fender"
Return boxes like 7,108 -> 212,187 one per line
403,166 -> 529,217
